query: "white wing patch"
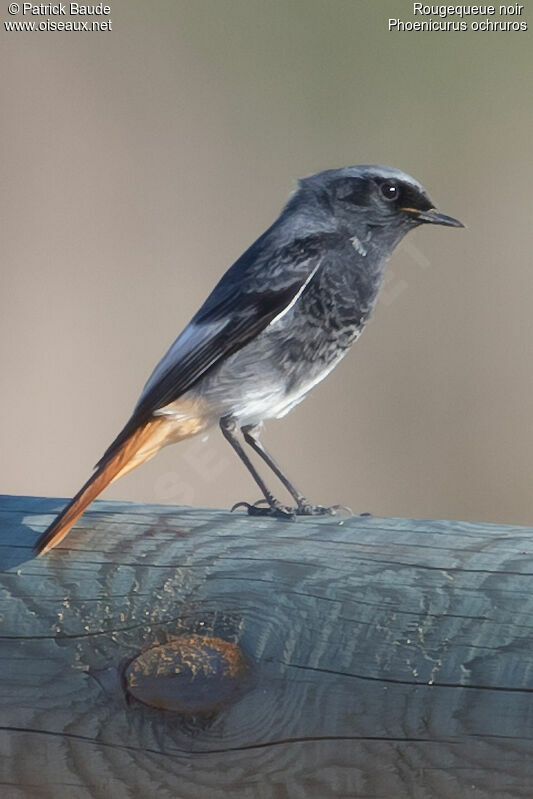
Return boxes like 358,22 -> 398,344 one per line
138,320 -> 227,404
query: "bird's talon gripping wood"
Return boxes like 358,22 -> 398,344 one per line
295,504 -> 340,516
233,501 -> 296,519
34,165 -> 463,554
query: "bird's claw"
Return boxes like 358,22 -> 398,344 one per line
231,498 -> 355,519
295,502 -> 352,517
231,499 -> 295,519
231,501 -> 253,513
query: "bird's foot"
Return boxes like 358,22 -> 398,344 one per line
294,501 -> 353,517
231,498 -> 359,519
231,498 -> 295,519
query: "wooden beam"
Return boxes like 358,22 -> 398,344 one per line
1,494 -> 533,798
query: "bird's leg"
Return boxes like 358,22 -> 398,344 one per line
241,424 -> 348,517
241,424 -> 308,507
219,417 -> 294,518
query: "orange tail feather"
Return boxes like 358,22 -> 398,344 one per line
34,418 -> 168,556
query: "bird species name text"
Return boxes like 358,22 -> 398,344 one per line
389,2 -> 527,30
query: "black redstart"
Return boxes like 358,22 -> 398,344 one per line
35,165 -> 463,554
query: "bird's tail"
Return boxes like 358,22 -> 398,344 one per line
34,417 -> 170,556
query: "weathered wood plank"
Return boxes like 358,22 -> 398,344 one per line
1,495 -> 533,798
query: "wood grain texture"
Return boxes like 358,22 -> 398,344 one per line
1,495 -> 533,798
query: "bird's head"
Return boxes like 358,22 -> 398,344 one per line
296,165 -> 463,250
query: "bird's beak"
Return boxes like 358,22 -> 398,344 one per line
402,207 -> 464,228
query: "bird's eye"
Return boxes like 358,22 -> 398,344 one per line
380,181 -> 400,202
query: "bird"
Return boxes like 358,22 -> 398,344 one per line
34,165 -> 463,555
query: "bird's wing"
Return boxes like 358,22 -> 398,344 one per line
135,231 -> 338,416
97,231 -> 338,466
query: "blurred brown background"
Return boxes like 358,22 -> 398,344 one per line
1,1 -> 532,525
